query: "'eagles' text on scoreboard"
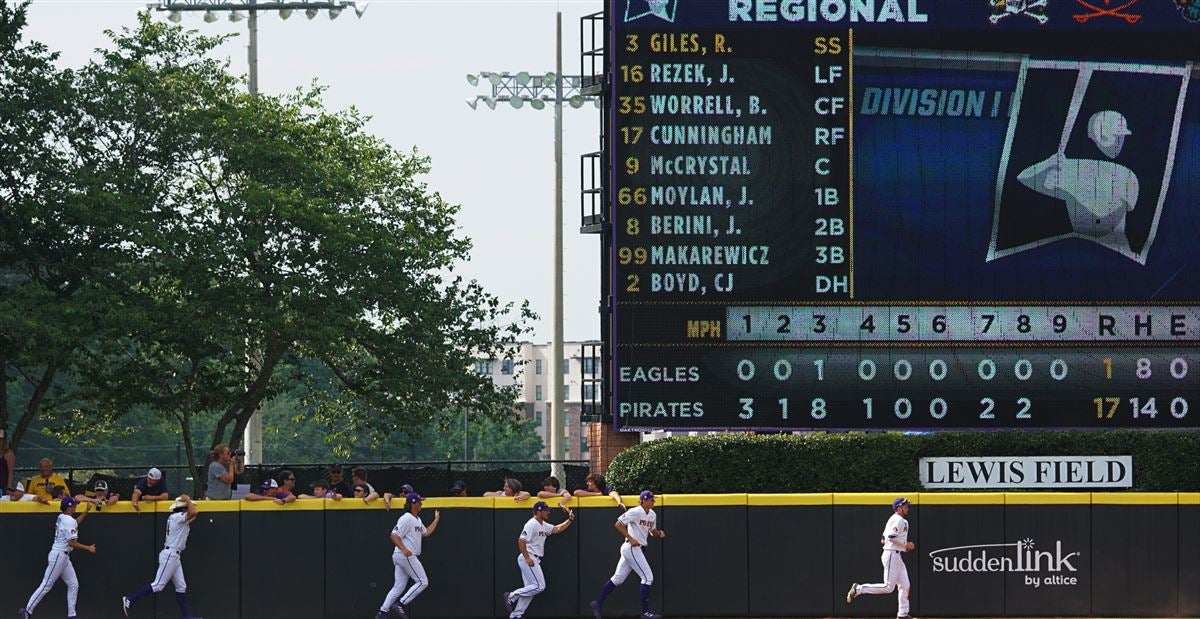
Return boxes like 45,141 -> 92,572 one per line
608,0 -> 1200,430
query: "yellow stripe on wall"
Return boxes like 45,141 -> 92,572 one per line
155,500 -> 240,513
1005,492 -> 1090,505
834,493 -> 919,506
1091,493 -> 1177,505
918,493 -> 1004,505
1180,493 -> 1200,505
748,493 -> 833,506
240,499 -> 325,511
658,494 -> 746,507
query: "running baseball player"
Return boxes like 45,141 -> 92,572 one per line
502,501 -> 575,618
18,496 -> 97,619
122,495 -> 199,618
846,497 -> 914,619
377,492 -> 441,619
589,490 -> 665,619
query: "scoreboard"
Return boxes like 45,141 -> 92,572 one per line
607,0 -> 1200,430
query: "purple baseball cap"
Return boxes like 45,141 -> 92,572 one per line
893,497 -> 910,510
406,492 -> 422,503
533,501 -> 550,512
60,496 -> 79,511
639,490 -> 655,501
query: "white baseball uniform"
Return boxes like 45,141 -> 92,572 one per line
610,506 -> 656,586
380,512 -> 429,611
149,511 -> 192,593
508,517 -> 557,618
855,512 -> 911,617
25,513 -> 82,615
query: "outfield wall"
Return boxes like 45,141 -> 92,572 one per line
0,493 -> 1196,618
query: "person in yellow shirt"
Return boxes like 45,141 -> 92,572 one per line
25,458 -> 68,501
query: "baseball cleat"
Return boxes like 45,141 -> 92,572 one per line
391,603 -> 408,619
374,611 -> 388,619
122,596 -> 131,617
847,582 -> 859,603
502,591 -> 515,614
589,600 -> 602,618
19,609 -> 31,619
640,613 -> 662,619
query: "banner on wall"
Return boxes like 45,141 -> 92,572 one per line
919,456 -> 1133,489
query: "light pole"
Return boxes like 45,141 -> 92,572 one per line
466,12 -> 598,480
148,0 -> 367,466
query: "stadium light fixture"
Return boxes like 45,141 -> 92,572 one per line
203,10 -> 218,22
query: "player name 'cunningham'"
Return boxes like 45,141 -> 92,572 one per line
650,156 -> 751,176
651,245 -> 770,265
651,125 -> 773,145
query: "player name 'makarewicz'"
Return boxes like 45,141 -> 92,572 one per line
651,245 -> 770,265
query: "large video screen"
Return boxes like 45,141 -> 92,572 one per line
608,0 -> 1200,430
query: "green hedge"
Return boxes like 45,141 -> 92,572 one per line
606,431 -> 1200,493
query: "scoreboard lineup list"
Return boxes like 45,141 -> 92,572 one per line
607,0 -> 1200,430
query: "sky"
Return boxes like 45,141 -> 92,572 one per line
21,0 -> 605,343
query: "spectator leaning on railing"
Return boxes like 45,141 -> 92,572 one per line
484,478 -> 531,501
351,467 -> 380,503
301,480 -> 334,499
245,479 -> 295,505
537,476 -> 572,508
574,473 -> 627,510
76,480 -> 119,510
206,444 -> 244,500
0,482 -> 45,504
132,468 -> 170,512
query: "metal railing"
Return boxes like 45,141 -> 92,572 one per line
12,459 -> 590,499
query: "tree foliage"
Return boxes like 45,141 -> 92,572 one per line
1,5 -> 532,491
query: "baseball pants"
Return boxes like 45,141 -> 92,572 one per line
509,555 -> 546,618
150,549 -> 187,593
25,552 -> 79,615
610,542 -> 654,586
380,553 -> 429,611
856,549 -> 911,617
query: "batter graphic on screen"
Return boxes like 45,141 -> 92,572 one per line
1016,109 -> 1140,257
989,59 -> 1191,264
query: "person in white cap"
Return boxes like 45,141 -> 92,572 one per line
131,467 -> 170,512
846,497 -> 915,619
0,482 -> 44,503
123,495 -> 199,618
1018,109 -> 1140,258
18,496 -> 96,619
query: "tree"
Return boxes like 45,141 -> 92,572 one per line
50,17 -> 531,492
1,2 -> 209,453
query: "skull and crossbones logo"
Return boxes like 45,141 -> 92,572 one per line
990,0 -> 1050,24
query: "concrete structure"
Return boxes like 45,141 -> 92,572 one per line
475,340 -> 601,459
